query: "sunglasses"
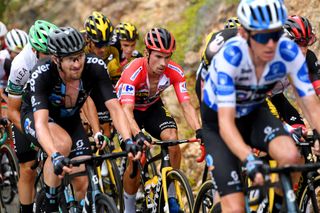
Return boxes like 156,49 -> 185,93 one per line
250,30 -> 283,44
93,41 -> 108,48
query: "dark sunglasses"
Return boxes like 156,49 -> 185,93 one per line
250,30 -> 283,44
93,41 -> 108,48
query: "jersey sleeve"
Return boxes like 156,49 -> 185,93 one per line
115,59 -> 142,105
167,62 -> 190,103
7,58 -> 29,97
306,50 -> 320,95
281,40 -> 315,97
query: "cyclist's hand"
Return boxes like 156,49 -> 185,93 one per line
134,131 -> 152,148
196,128 -> 203,141
124,138 -> 141,161
51,152 -> 71,178
243,153 -> 264,185
0,118 -> 9,127
94,132 -> 106,150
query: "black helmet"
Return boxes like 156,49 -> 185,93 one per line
48,27 -> 85,57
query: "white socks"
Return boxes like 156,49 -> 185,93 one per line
124,191 -> 136,213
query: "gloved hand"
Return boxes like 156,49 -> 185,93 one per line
243,153 -> 264,182
134,131 -> 151,147
124,138 -> 141,157
0,118 -> 8,127
196,128 -> 203,140
94,132 -> 107,149
51,152 -> 69,176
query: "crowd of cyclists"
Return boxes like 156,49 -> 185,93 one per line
0,0 -> 320,212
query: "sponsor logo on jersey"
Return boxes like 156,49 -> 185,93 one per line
130,66 -> 143,81
217,72 -> 234,95
279,40 -> 298,62
121,83 -> 135,95
179,82 -> 188,93
24,118 -> 36,137
87,56 -> 107,69
29,64 -> 50,92
265,62 -> 286,81
297,62 -> 311,83
223,45 -> 242,67
168,64 -> 184,77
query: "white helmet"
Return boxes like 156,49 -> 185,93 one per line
5,29 -> 28,52
0,21 -> 7,37
237,0 -> 287,31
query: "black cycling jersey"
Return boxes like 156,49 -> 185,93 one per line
306,49 -> 320,83
21,53 -> 116,121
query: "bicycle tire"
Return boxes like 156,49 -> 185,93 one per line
0,143 -> 19,205
158,169 -> 194,213
298,174 -> 320,213
102,159 -> 124,212
95,193 -> 119,213
193,180 -> 216,213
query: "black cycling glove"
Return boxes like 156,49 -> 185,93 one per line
134,131 -> 151,146
243,153 -> 264,181
124,138 -> 141,156
196,128 -> 203,140
51,152 -> 69,176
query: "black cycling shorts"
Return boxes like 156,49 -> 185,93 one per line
134,100 -> 177,140
21,112 -> 92,159
201,103 -> 289,196
12,125 -> 37,163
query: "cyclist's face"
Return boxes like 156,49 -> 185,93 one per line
60,52 -> 85,80
0,36 -> 5,49
120,40 -> 136,60
89,41 -> 108,59
147,50 -> 171,76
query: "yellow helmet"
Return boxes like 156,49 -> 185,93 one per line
84,11 -> 113,43
115,22 -> 139,41
224,17 -> 241,29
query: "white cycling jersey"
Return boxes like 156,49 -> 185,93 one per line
0,49 -> 10,80
7,43 -> 37,97
203,36 -> 314,118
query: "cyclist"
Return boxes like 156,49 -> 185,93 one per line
115,27 -> 202,213
195,17 -> 240,103
20,27 -> 136,212
0,21 -> 7,50
83,11 -> 120,138
201,0 -> 320,211
112,22 -> 143,70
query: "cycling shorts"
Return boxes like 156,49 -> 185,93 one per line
134,100 -> 177,140
201,103 -> 289,196
21,112 -> 92,159
12,125 -> 37,163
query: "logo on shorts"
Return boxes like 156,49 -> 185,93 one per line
263,126 -> 279,143
24,118 -> 36,137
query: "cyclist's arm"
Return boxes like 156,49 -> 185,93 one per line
81,96 -> 100,134
105,98 -> 132,140
121,102 -> 141,136
218,107 -> 252,161
34,109 -> 57,157
180,101 -> 201,130
7,95 -> 22,130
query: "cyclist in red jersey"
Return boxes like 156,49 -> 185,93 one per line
116,27 -> 202,213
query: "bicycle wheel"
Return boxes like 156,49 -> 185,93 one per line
158,169 -> 194,213
95,193 -> 119,213
101,159 -> 124,212
193,180 -> 216,213
0,143 -> 19,205
298,175 -> 320,213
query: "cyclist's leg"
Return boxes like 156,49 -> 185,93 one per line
22,112 -> 72,212
12,125 -> 37,212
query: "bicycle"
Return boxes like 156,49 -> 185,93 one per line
132,138 -> 199,213
35,150 -> 127,212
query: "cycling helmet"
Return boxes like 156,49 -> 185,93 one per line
0,21 -> 7,37
115,22 -> 139,41
144,28 -> 175,54
237,0 -> 287,31
5,29 -> 28,52
29,20 -> 58,53
283,15 -> 317,47
47,27 -> 85,57
224,17 -> 241,29
84,11 -> 113,43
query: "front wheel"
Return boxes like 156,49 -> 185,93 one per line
159,169 -> 194,213
193,180 -> 216,213
95,194 -> 119,213
298,175 -> 320,213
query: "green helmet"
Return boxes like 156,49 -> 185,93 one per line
29,20 -> 58,53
